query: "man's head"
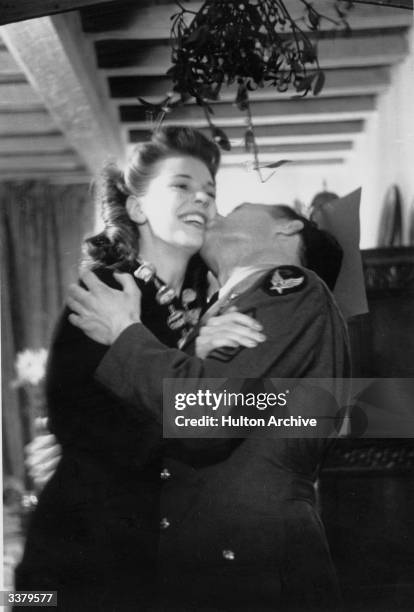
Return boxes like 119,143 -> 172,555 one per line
201,203 -> 342,289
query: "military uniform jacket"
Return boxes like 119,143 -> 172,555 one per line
93,266 -> 351,611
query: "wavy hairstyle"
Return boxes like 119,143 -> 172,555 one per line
84,126 -> 221,271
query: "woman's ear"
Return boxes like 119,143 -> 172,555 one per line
126,195 -> 147,225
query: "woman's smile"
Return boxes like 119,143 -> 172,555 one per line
178,209 -> 209,230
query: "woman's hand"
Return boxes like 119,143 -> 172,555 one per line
25,434 -> 62,491
195,307 -> 266,359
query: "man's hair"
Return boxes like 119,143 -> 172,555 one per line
269,205 -> 343,290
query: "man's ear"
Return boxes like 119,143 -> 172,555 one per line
126,195 -> 147,225
276,219 -> 304,236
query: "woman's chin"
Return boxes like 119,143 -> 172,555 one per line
172,229 -> 205,253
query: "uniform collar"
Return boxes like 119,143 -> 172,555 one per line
182,263 -> 293,350
199,263 -> 277,326
218,263 -> 278,302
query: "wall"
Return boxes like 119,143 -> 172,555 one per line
216,162 -> 358,217
216,24 -> 414,249
356,23 -> 414,248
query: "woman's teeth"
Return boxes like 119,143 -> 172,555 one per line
181,213 -> 206,227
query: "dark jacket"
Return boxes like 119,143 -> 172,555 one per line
94,266 -> 351,611
16,265 -> 350,611
15,268 -> 185,611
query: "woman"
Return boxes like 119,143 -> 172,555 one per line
15,126 -> 263,611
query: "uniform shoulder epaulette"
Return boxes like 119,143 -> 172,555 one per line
262,265 -> 307,297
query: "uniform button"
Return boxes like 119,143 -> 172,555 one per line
160,468 -> 171,481
229,292 -> 240,300
222,549 -> 235,560
160,517 -> 170,530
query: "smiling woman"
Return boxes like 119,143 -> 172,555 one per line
85,126 -> 220,270
131,155 -> 217,255
14,126 -> 225,610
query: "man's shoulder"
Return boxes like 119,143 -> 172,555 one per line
240,265 -> 327,306
233,265 -> 345,334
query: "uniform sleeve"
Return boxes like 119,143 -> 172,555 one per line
95,280 -> 331,425
47,306 -> 162,469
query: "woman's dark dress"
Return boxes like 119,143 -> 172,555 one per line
15,268 -> 191,611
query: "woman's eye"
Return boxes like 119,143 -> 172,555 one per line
173,183 -> 188,190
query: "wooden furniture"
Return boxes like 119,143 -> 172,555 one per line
321,247 -> 414,611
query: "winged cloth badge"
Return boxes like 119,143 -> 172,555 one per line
264,266 -> 306,296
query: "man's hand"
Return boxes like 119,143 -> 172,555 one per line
195,307 -> 266,359
67,270 -> 142,345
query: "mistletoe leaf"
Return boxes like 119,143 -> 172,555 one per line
185,25 -> 209,48
313,71 -> 326,96
262,160 -> 291,169
137,97 -> 159,110
307,8 -> 321,30
235,82 -> 249,111
212,127 -> 231,151
295,74 -> 316,93
247,4 -> 262,28
244,128 -> 255,153
178,90 -> 193,103
301,39 -> 317,64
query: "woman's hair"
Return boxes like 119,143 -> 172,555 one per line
84,126 -> 221,270
270,205 -> 343,290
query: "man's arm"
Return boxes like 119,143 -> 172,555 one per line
95,275 -> 329,422
68,268 -> 349,444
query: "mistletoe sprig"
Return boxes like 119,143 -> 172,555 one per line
139,0 -> 353,181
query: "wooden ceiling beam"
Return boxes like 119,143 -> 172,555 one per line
0,82 -> 43,110
353,0 -> 412,9
129,121 -> 365,143
0,48 -> 22,76
125,139 -> 354,157
249,134 -> 361,145
0,134 -> 69,154
220,158 -> 346,167
0,110 -> 57,134
0,152 -> 85,171
0,170 -> 90,182
120,96 -> 376,125
1,12 -> 125,172
320,33 -> 408,68
0,0 -> 115,27
84,1 -> 412,40
219,151 -> 349,161
227,142 -> 354,154
96,34 -> 407,73
108,67 -> 391,102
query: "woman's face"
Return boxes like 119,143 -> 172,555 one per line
136,155 -> 217,254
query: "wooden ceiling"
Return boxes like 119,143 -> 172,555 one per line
0,0 -> 413,180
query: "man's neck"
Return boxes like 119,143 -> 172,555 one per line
217,249 -> 300,287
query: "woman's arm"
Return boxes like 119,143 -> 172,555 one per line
47,273 -> 163,469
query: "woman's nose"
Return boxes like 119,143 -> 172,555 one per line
194,191 -> 211,207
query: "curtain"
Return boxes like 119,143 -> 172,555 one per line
1,181 -> 94,481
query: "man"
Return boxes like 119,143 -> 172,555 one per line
66,203 -> 350,611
